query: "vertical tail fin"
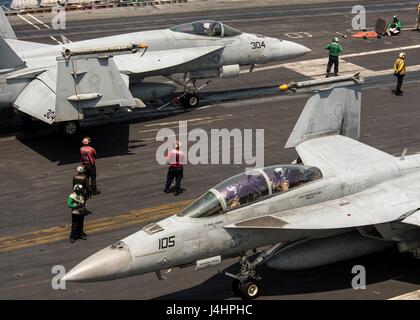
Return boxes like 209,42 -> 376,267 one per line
0,8 -> 25,72
0,8 -> 16,40
285,75 -> 363,148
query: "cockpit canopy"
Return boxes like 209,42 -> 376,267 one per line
169,20 -> 242,37
178,165 -> 323,218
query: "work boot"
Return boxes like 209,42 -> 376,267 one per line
70,238 -> 76,243
396,91 -> 403,96
79,234 -> 87,240
91,189 -> 101,195
174,190 -> 181,196
164,189 -> 170,193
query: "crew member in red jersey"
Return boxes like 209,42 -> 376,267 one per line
80,137 -> 101,195
164,140 -> 186,196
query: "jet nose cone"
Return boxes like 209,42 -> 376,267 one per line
63,241 -> 132,283
283,40 -> 311,58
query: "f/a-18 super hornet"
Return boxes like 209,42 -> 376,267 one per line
0,9 -> 310,135
64,74 -> 420,299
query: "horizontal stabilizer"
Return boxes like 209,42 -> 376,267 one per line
295,135 -> 395,174
14,69 -> 57,124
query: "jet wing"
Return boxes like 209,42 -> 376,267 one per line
113,45 -> 225,75
295,135 -> 396,176
226,190 -> 420,231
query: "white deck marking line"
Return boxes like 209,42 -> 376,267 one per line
27,14 -> 51,29
144,115 -> 233,127
17,14 -> 41,30
0,136 -> 16,142
388,289 -> 420,300
284,59 -> 420,80
139,114 -> 253,135
342,44 -> 420,58
282,58 -> 368,79
49,36 -> 63,45
60,35 -> 73,43
243,44 -> 420,75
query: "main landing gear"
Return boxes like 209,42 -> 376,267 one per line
222,242 -> 285,300
163,76 -> 212,109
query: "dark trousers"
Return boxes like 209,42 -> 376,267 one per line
84,164 -> 97,192
326,55 -> 339,75
70,213 -> 85,240
165,166 -> 183,192
396,74 -> 404,93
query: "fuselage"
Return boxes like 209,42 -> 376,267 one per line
63,153 -> 420,282
0,22 -> 310,109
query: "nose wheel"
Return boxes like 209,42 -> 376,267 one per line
232,278 -> 261,300
181,93 -> 200,108
160,76 -> 212,110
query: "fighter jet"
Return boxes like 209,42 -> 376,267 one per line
0,9 -> 310,135
64,75 -> 420,300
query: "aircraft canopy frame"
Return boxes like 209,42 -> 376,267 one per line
178,165 -> 323,219
169,20 -> 242,38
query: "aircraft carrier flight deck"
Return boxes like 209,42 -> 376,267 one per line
1,0 -> 420,300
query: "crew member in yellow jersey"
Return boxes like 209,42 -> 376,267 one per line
393,52 -> 406,96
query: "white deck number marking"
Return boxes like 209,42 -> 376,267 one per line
284,32 -> 313,39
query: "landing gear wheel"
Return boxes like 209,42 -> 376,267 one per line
239,279 -> 261,300
60,121 -> 80,136
182,93 -> 199,108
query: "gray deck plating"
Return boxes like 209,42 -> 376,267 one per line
1,0 -> 420,299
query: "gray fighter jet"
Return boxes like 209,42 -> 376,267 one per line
64,75 -> 420,299
0,9 -> 310,135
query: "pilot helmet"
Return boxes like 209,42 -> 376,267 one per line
274,168 -> 284,174
76,165 -> 86,174
274,167 -> 285,176
74,184 -> 84,193
203,22 -> 211,30
82,137 -> 91,145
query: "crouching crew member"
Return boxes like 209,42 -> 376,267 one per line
73,165 -> 91,199
164,140 -> 186,196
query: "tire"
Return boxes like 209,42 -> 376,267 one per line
182,93 -> 199,108
60,121 -> 80,136
239,279 -> 261,300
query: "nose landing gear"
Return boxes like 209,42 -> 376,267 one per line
222,242 -> 286,300
181,92 -> 200,108
161,76 -> 212,110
